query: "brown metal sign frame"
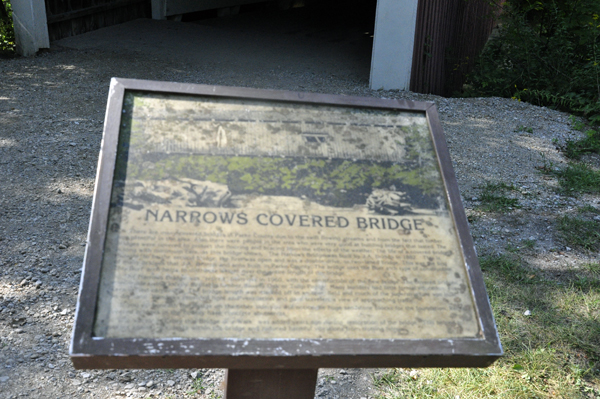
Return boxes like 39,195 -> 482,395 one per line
70,78 -> 502,369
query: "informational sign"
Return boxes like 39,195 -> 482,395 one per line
71,78 -> 501,369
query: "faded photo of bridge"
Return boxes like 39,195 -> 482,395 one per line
111,91 -> 448,216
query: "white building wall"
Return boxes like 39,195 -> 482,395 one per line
11,0 -> 50,56
370,0 -> 418,91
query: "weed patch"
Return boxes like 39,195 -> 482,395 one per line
584,262 -> 600,275
515,125 -> 533,134
563,129 -> 600,160
477,182 -> 520,212
555,163 -> 600,195
374,255 -> 600,399
557,214 -> 600,251
579,205 -> 600,215
540,160 -> 600,195
187,377 -> 205,395
541,118 -> 600,195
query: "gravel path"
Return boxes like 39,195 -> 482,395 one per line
1,9 -> 599,399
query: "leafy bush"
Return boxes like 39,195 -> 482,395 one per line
465,0 -> 600,124
0,0 -> 15,54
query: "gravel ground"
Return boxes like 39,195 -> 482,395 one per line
1,6 -> 599,399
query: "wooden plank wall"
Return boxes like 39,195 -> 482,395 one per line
410,0 -> 500,96
45,0 -> 151,41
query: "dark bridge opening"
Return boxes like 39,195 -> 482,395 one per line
180,0 -> 378,87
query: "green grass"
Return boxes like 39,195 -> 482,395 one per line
374,255 -> 600,399
477,182 -> 521,212
544,117 -> 600,196
584,263 -> 600,275
563,129 -> 600,161
516,125 -> 534,134
540,131 -> 600,197
579,205 -> 600,215
564,117 -> 600,160
557,213 -> 600,252
570,116 -> 588,132
187,377 -> 205,395
547,163 -> 600,195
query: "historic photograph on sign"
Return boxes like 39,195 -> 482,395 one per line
93,91 -> 481,341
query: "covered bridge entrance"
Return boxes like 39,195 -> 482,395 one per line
10,0 -> 496,94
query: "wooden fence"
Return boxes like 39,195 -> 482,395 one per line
411,0 -> 499,96
45,0 -> 150,41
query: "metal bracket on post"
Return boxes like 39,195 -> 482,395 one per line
225,369 -> 319,399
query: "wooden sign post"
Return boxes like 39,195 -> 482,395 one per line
70,78 -> 502,397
